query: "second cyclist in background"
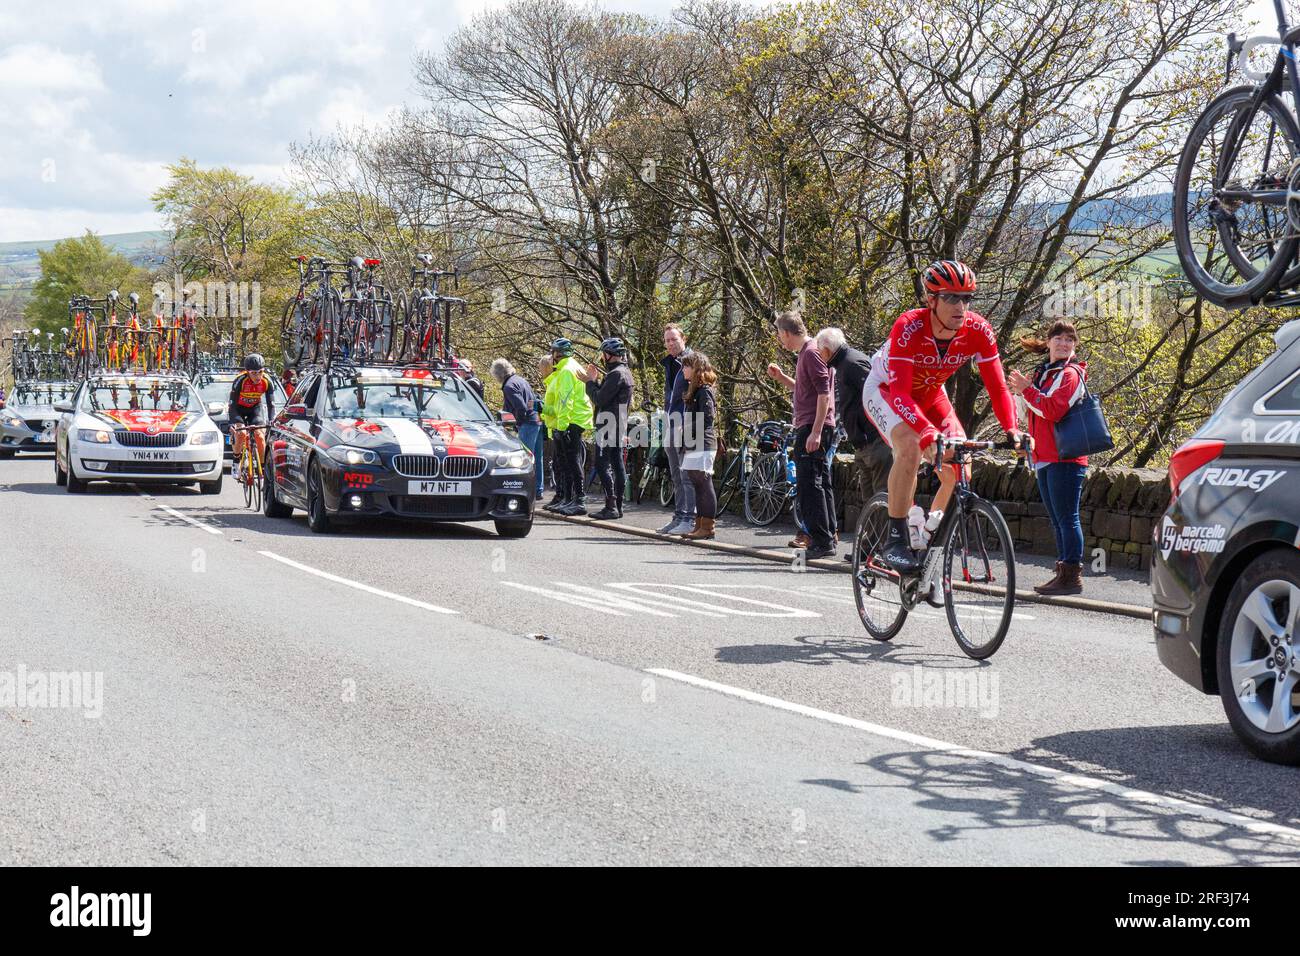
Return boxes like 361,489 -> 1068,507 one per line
861,261 -> 1021,573
229,353 -> 273,482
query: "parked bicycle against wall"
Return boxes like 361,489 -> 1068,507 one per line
634,405 -> 674,507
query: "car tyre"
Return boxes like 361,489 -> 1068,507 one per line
65,443 -> 87,494
54,449 -> 67,486
0,449 -> 14,459
307,461 -> 334,533
264,449 -> 293,518
1217,547 -> 1300,765
495,518 -> 533,538
199,470 -> 223,495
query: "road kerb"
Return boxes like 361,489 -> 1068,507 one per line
542,512 -> 1153,621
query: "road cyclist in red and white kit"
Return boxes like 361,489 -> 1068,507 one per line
861,260 -> 1023,574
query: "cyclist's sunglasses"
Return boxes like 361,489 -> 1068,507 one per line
935,293 -> 974,305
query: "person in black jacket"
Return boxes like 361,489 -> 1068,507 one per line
584,337 -> 635,519
491,358 -> 543,498
816,327 -> 891,554
678,350 -> 719,540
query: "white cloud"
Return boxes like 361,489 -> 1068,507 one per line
0,44 -> 104,92
1,0 -> 715,242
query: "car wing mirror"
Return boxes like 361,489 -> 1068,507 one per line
207,402 -> 226,417
53,401 -> 73,413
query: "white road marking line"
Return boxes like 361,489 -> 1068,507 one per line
157,504 -> 224,535
501,581 -> 627,615
646,668 -> 1300,845
550,582 -> 680,617
260,550 -> 458,614
610,583 -> 820,618
133,486 -> 224,535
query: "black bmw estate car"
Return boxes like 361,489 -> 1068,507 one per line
1154,318 -> 1300,763
262,362 -> 535,536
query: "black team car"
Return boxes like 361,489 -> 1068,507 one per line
262,362 -> 535,536
1153,318 -> 1300,764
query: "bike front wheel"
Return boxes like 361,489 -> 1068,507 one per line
852,492 -> 908,641
715,455 -> 742,515
942,497 -> 1016,660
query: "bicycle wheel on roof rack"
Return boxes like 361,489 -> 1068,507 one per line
1173,84 -> 1300,307
282,296 -> 307,367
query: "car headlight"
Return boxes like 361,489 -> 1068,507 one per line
0,411 -> 23,428
328,445 -> 378,466
77,428 -> 112,444
190,431 -> 220,445
492,449 -> 532,472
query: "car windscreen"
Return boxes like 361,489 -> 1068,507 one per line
193,377 -> 235,404
83,380 -> 202,413
12,383 -> 76,406
324,376 -> 490,422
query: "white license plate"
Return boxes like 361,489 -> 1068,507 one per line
130,450 -> 173,461
407,480 -> 469,496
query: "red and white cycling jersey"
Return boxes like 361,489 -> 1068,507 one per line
863,307 -> 1018,449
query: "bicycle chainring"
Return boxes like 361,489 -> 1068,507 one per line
899,576 -> 921,611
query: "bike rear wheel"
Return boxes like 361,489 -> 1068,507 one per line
942,497 -> 1016,660
658,466 -> 674,508
852,492 -> 908,640
744,452 -> 788,526
1173,85 -> 1300,307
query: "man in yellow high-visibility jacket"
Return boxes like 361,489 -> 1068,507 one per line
541,337 -> 594,515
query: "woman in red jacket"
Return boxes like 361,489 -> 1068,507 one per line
1009,320 -> 1088,596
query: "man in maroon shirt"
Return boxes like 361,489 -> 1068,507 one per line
766,311 -> 837,559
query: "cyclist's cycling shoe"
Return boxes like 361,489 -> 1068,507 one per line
881,539 -> 922,574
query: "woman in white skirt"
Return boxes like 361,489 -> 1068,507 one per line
678,351 -> 719,540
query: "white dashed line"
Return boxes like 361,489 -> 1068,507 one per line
259,550 -> 458,615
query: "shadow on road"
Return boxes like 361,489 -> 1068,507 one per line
141,504 -> 502,542
716,633 -> 987,669
805,743 -> 1300,864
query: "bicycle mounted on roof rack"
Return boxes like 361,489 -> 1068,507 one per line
88,288 -> 198,379
397,254 -> 465,364
283,254 -> 469,375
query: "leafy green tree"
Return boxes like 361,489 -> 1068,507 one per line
24,232 -> 152,333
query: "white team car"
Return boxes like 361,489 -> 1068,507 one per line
53,372 -> 225,494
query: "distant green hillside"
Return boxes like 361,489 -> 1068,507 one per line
0,230 -> 171,292
0,229 -> 170,257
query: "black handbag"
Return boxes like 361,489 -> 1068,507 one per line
1053,381 -> 1113,459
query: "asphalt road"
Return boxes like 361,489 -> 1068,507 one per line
2,453 -> 1297,865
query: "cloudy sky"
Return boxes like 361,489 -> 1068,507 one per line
0,0 -> 1279,243
0,0 -> 731,243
